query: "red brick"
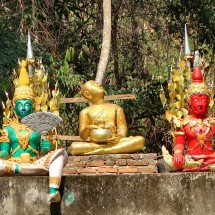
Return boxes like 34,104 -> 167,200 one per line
91,155 -> 105,161
68,156 -> 78,162
102,155 -> 112,160
63,169 -> 77,175
77,168 -> 97,174
105,161 -> 115,166
116,159 -> 127,166
120,154 -> 132,159
148,160 -> 157,167
71,161 -> 87,167
64,163 -> 71,168
80,156 -> 91,161
87,161 -> 104,167
127,160 -> 148,166
131,154 -> 140,160
137,167 -> 157,173
98,168 -> 118,173
118,168 -> 138,173
109,155 -> 120,161
140,153 -> 157,160
67,157 -> 74,162
73,156 -> 81,162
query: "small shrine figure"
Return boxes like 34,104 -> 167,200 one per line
0,38 -> 67,202
69,80 -> 144,155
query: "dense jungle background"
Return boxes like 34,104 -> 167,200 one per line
0,0 -> 214,154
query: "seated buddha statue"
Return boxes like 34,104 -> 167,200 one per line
163,67 -> 215,172
0,60 -> 68,202
69,80 -> 144,155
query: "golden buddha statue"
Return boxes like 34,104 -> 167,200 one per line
69,80 -> 145,155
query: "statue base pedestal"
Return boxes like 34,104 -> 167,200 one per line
63,153 -> 157,175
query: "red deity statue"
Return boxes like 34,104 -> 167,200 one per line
173,67 -> 215,171
162,24 -> 215,171
163,67 -> 215,172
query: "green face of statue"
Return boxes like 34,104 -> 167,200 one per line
15,99 -> 34,119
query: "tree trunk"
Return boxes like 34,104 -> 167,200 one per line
95,0 -> 112,85
112,1 -> 122,86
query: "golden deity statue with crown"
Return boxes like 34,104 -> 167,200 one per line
0,33 -> 68,202
162,25 -> 215,172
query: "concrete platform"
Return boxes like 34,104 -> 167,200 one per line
1,173 -> 215,215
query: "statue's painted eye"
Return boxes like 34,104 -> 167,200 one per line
16,104 -> 22,108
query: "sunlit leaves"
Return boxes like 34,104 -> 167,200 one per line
165,110 -> 172,122
209,99 -> 214,108
161,60 -> 190,127
28,60 -> 61,115
168,82 -> 176,92
160,91 -> 167,106
178,61 -> 187,70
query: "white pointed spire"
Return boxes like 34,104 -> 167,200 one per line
184,24 -> 192,71
193,50 -> 200,68
27,31 -> 34,60
27,31 -> 35,76
184,24 -> 191,55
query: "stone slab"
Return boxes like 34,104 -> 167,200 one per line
1,173 -> 215,215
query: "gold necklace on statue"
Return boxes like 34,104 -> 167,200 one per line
10,119 -> 33,150
191,121 -> 210,148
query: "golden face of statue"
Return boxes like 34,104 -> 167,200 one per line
81,80 -> 104,102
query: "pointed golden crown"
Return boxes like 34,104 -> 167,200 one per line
13,60 -> 35,103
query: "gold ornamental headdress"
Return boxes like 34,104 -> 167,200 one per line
186,67 -> 209,99
161,24 -> 212,126
2,32 -> 60,123
184,24 -> 209,100
13,59 -> 35,104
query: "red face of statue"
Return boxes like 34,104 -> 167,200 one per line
189,94 -> 209,118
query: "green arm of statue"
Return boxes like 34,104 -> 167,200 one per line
0,142 -> 10,159
40,139 -> 51,155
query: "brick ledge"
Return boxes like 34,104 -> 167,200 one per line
63,153 -> 157,174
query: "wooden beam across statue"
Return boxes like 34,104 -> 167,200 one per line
53,135 -> 83,141
60,94 -> 136,103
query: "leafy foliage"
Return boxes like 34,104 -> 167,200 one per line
0,0 -> 214,153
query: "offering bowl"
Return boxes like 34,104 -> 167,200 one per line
90,128 -> 112,142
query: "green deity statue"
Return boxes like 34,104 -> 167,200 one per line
0,55 -> 68,202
